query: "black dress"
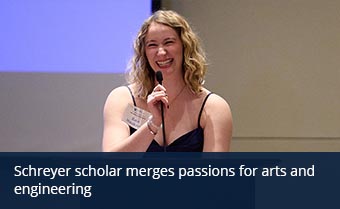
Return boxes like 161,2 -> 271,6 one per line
127,86 -> 212,152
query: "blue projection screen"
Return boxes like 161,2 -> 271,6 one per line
0,0 -> 151,73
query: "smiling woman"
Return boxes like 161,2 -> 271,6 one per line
102,10 -> 233,152
145,22 -> 184,79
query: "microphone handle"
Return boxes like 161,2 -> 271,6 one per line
160,102 -> 166,152
156,72 -> 166,152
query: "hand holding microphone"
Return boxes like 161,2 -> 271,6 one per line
146,71 -> 168,123
156,71 -> 167,151
146,71 -> 167,150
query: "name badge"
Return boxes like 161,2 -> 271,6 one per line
122,104 -> 151,130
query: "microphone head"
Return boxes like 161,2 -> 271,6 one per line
156,71 -> 163,84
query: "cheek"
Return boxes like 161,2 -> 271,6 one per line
145,51 -> 157,70
145,49 -> 151,60
145,50 -> 153,63
175,48 -> 184,64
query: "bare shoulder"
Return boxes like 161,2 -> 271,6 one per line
199,90 -> 233,151
200,90 -> 232,127
207,93 -> 231,110
106,86 -> 131,101
104,86 -> 133,114
201,89 -> 231,113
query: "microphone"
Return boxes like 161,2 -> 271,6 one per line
156,71 -> 163,85
155,71 -> 166,152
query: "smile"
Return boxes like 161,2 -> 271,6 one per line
156,59 -> 173,67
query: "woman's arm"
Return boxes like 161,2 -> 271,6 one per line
202,94 -> 233,152
102,86 -> 156,152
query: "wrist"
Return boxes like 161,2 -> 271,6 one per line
149,115 -> 161,127
147,116 -> 160,135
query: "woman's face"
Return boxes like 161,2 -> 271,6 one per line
144,22 -> 183,78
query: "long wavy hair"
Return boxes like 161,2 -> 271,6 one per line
127,10 -> 207,99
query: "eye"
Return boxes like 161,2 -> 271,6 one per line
146,43 -> 157,48
164,40 -> 174,45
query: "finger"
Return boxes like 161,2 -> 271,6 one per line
159,97 -> 169,106
152,91 -> 167,98
153,84 -> 166,92
148,93 -> 168,106
152,92 -> 167,102
147,94 -> 155,103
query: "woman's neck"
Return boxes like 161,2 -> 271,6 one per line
162,76 -> 186,97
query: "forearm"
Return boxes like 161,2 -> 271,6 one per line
103,123 -> 156,152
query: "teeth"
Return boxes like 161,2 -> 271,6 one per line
157,59 -> 172,66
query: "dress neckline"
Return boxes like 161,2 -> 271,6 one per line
151,127 -> 203,148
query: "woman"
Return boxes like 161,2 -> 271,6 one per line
102,10 -> 232,152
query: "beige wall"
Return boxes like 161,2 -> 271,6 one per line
163,0 -> 340,151
0,73 -> 124,151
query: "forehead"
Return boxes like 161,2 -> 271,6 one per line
145,22 -> 179,41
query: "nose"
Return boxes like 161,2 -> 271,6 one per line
157,47 -> 166,56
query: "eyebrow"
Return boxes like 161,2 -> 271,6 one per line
145,39 -> 156,45
164,37 -> 176,42
145,36 -> 177,44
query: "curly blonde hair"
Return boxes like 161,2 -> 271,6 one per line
128,10 -> 207,99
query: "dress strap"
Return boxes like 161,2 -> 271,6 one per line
126,86 -> 136,106
197,92 -> 213,128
